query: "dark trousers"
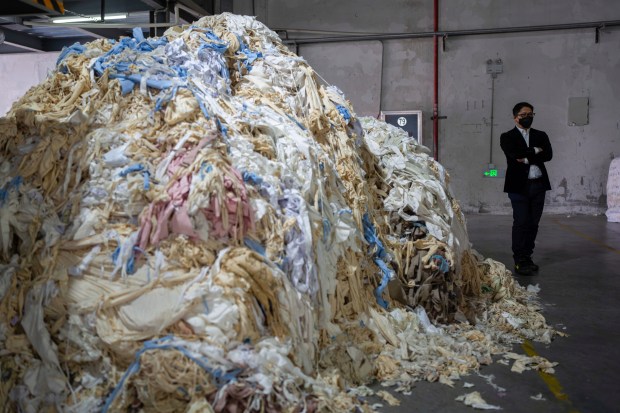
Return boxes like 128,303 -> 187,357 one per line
508,179 -> 547,264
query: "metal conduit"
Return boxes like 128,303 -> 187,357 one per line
282,20 -> 620,45
433,0 -> 439,161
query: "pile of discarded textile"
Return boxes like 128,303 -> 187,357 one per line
0,13 -> 557,412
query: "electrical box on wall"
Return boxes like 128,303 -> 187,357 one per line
568,97 -> 589,126
486,59 -> 503,77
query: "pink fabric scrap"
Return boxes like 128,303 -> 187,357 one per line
137,141 -> 254,248
202,166 -> 254,240
137,148 -> 199,249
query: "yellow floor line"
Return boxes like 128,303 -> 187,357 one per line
550,218 -> 620,255
521,340 -> 580,413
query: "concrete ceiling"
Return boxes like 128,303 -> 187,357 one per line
0,0 -> 215,53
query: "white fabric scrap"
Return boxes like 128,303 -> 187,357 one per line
455,391 -> 501,410
348,386 -> 374,397
501,311 -> 524,329
21,284 -> 63,369
414,306 -> 442,334
478,373 -> 506,394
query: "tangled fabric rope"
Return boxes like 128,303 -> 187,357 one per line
0,13 -> 559,412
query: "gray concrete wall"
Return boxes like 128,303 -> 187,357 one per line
234,0 -> 620,214
440,30 -> 620,214
298,41 -> 383,116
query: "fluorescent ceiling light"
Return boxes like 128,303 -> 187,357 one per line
52,13 -> 127,23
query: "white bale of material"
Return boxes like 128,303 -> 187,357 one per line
606,158 -> 620,223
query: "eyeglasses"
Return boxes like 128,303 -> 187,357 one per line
517,113 -> 535,119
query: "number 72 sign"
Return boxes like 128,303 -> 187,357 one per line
380,110 -> 423,145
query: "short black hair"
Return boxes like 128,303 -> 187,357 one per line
512,102 -> 534,117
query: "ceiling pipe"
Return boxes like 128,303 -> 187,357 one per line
26,21 -> 178,29
273,28 -> 384,36
24,2 -> 203,29
281,20 -> 620,44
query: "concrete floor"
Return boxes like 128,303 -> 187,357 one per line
369,213 -> 620,413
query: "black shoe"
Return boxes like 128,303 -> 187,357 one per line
514,262 -> 534,276
524,258 -> 539,272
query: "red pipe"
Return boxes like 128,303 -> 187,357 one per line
433,0 -> 439,161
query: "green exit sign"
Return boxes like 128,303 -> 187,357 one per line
483,164 -> 502,178
482,168 -> 504,178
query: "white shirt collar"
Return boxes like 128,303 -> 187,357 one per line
516,125 -> 529,136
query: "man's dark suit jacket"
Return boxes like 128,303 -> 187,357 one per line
500,127 -> 553,194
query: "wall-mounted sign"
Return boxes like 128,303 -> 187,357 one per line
379,110 -> 423,145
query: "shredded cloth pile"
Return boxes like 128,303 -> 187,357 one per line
0,13 -> 557,412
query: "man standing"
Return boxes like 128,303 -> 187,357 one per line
500,102 -> 553,275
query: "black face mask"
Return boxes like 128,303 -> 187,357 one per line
518,117 -> 533,128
